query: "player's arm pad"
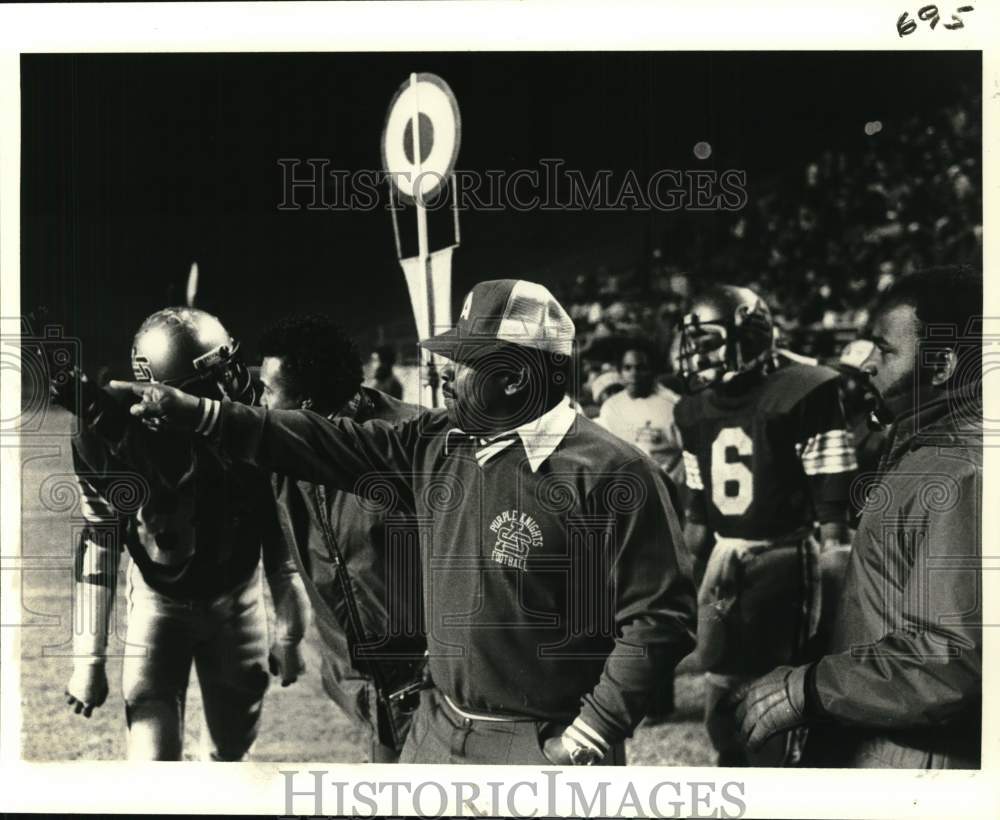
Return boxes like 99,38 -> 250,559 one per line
73,528 -> 121,663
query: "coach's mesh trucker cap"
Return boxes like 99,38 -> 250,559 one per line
420,279 -> 575,364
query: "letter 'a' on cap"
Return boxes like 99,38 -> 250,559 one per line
420,279 -> 575,364
837,338 -> 875,373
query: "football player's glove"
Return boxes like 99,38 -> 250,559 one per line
678,285 -> 776,392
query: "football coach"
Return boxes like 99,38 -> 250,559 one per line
112,279 -> 697,766
730,266 -> 983,768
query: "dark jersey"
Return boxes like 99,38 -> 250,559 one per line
674,364 -> 855,540
73,415 -> 283,600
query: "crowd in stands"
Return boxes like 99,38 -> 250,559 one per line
370,96 -> 981,418
562,96 -> 982,378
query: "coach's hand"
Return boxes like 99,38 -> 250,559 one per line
108,380 -> 203,432
268,639 -> 305,687
731,664 -> 809,751
542,731 -> 604,765
66,662 -> 109,718
543,735 -> 574,765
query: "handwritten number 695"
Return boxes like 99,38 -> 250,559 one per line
897,5 -> 973,36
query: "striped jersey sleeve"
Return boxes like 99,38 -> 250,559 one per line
682,450 -> 704,490
796,429 -> 857,476
794,379 -> 857,524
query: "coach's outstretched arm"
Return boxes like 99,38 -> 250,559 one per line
110,381 -> 420,500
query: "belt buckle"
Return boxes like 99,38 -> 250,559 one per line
387,679 -> 428,714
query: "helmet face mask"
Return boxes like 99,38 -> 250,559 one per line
678,286 -> 775,392
678,318 -> 729,391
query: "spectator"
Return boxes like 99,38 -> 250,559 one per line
597,347 -> 685,489
368,345 -> 404,400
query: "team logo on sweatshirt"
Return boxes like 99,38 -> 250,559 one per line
489,509 -> 543,571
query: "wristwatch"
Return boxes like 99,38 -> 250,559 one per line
562,734 -> 603,766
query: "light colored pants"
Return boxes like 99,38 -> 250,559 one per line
122,559 -> 269,761
697,534 -> 818,766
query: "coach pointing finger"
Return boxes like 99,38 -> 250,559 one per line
119,279 -> 697,765
109,380 -> 209,430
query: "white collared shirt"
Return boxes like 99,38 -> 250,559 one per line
445,395 -> 578,472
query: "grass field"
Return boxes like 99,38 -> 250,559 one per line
17,407 -> 713,765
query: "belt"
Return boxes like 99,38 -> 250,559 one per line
441,694 -> 531,723
714,526 -> 813,551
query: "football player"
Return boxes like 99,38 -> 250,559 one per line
56,307 -> 309,760
674,285 -> 856,766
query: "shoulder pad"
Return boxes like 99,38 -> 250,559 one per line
674,392 -> 705,431
758,363 -> 840,415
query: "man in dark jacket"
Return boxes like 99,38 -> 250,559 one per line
113,279 -> 697,766
257,315 -> 426,762
732,266 -> 983,768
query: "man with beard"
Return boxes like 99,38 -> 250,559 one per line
732,266 -> 983,768
111,279 -> 697,766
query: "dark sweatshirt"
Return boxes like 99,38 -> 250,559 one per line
209,396 -> 696,749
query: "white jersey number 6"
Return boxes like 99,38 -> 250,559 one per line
711,427 -> 754,516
